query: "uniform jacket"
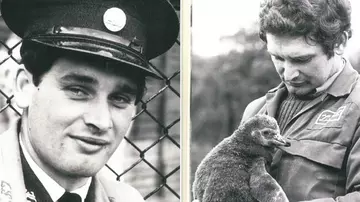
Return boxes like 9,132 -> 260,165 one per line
0,119 -> 145,202
241,62 -> 360,201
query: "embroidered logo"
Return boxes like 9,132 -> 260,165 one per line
315,106 -> 346,125
0,180 -> 12,202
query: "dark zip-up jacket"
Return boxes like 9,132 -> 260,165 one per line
241,62 -> 360,201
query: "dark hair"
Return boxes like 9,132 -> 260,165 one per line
20,41 -> 147,104
259,0 -> 352,57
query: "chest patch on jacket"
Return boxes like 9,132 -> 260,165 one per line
315,106 -> 346,125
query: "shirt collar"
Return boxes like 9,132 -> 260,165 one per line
19,135 -> 92,202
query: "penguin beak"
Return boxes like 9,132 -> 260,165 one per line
272,134 -> 291,147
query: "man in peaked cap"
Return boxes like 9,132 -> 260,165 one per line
0,0 -> 179,201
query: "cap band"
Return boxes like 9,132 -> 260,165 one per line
26,26 -> 144,54
23,26 -> 162,78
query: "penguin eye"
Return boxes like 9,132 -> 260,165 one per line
263,130 -> 270,136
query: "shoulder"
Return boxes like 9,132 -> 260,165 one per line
99,176 -> 145,202
241,96 -> 266,123
244,96 -> 266,111
349,75 -> 360,105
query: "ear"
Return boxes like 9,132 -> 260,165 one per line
251,130 -> 261,138
334,31 -> 349,55
14,68 -> 36,109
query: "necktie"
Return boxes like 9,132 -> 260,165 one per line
58,192 -> 82,202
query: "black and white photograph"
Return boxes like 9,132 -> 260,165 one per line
3,0 -> 360,201
191,0 -> 360,201
0,0 -> 180,202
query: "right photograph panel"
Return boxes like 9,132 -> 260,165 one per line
191,0 -> 360,201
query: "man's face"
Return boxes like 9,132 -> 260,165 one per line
23,56 -> 138,178
266,33 -> 338,96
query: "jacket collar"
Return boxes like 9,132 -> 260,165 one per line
85,175 -> 112,202
0,118 -> 27,202
326,60 -> 359,97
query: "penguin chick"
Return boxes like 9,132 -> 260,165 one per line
192,114 -> 290,202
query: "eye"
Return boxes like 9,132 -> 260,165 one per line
70,88 -> 85,96
273,55 -> 284,61
65,86 -> 90,99
291,57 -> 312,64
109,94 -> 133,108
263,130 -> 271,137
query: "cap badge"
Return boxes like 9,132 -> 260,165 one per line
103,7 -> 127,32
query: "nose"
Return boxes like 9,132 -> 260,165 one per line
283,61 -> 300,81
83,99 -> 113,134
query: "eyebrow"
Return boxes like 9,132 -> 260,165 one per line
267,51 -> 316,59
289,54 -> 316,60
267,51 -> 281,58
59,73 -> 138,95
113,82 -> 138,95
60,73 -> 99,86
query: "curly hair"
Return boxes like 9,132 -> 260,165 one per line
259,0 -> 352,57
20,41 -> 147,104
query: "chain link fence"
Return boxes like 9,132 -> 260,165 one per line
0,3 -> 180,202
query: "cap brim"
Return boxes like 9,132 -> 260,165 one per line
27,37 -> 163,79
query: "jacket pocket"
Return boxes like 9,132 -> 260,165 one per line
274,139 -> 347,200
281,139 -> 346,169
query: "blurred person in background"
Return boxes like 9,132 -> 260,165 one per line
196,0 -> 360,201
0,0 -> 179,202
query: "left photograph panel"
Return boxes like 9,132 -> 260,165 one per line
0,0 -> 180,202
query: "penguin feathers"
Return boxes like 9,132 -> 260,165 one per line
193,114 -> 290,202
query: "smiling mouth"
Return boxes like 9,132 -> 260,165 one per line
69,135 -> 110,153
287,81 -> 306,87
73,136 -> 109,145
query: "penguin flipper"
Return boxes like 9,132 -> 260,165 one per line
249,158 -> 289,202
201,171 -> 258,202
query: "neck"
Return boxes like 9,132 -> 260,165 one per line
314,56 -> 345,95
233,132 -> 273,162
20,110 -> 89,191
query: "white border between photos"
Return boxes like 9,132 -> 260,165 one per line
180,0 -> 192,201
